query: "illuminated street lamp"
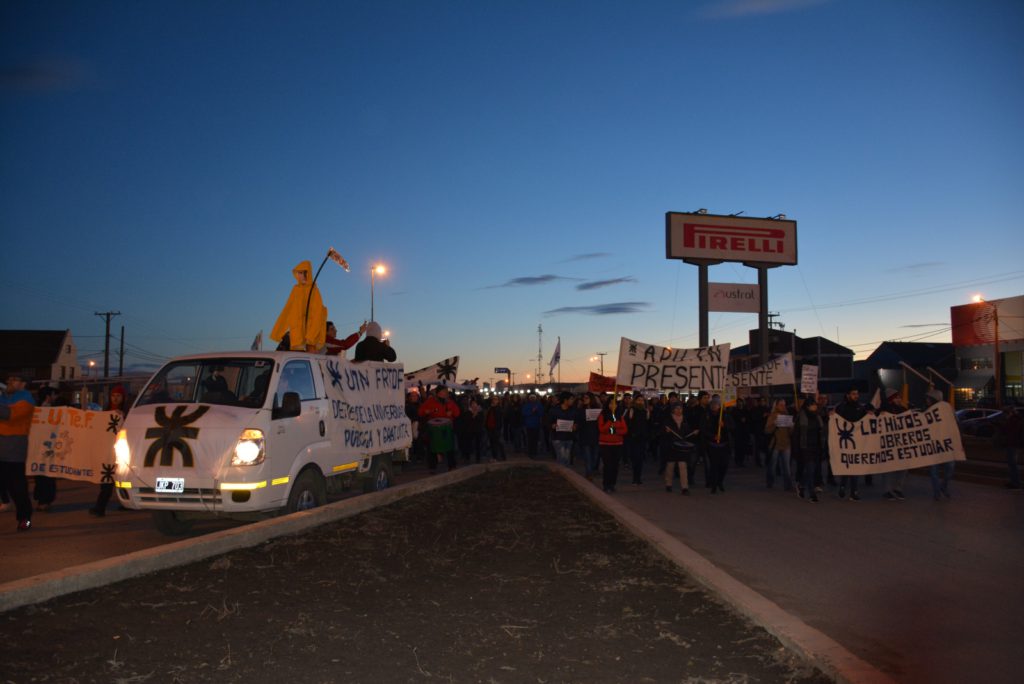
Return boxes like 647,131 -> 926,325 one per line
370,263 -> 387,322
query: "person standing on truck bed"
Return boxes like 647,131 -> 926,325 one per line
354,321 -> 397,362
270,260 -> 327,352
323,320 -> 367,357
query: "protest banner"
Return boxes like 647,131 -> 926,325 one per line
324,360 -> 412,455
404,356 -> 459,388
616,338 -> 730,392
801,364 -> 819,394
27,407 -> 123,484
727,353 -> 794,388
588,372 -> 632,394
828,402 -> 965,476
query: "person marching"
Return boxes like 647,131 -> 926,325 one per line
661,402 -> 694,495
0,374 -> 36,531
793,398 -> 826,503
597,396 -> 628,493
418,386 -> 460,473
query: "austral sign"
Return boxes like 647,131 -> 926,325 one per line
665,212 -> 797,266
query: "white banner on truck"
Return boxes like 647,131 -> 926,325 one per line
323,359 -> 413,455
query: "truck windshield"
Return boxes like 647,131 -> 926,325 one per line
137,358 -> 274,408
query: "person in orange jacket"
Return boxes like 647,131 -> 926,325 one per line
597,396 -> 628,493
0,374 -> 36,531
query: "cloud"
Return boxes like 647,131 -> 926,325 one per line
0,57 -> 95,92
884,262 -> 946,274
576,277 -> 637,291
561,252 -> 611,262
544,302 -> 651,316
700,0 -> 832,20
483,274 -> 581,289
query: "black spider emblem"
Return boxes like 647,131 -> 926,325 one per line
326,360 -> 343,389
100,463 -> 116,484
106,413 -> 122,434
836,420 -> 856,450
628,343 -> 638,355
144,405 -> 210,467
435,357 -> 459,382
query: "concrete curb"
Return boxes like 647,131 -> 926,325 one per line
2,460 -> 892,684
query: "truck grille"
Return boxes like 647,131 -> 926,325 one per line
136,487 -> 222,505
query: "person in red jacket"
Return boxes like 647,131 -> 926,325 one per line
418,386 -> 461,472
598,396 -> 628,493
323,320 -> 367,356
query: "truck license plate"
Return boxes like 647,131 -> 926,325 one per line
156,477 -> 185,493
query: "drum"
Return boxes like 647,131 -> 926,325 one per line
428,418 -> 454,453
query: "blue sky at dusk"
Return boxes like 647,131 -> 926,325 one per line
3,0 -> 1022,384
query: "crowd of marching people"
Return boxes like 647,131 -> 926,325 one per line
403,383 -> 999,502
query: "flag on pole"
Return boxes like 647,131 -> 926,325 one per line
251,330 -> 263,351
869,387 -> 881,410
549,337 -> 561,375
327,247 -> 350,272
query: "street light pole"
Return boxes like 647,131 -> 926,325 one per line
370,264 -> 386,322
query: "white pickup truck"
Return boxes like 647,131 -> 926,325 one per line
113,351 -> 411,534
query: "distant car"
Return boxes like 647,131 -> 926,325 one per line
959,411 -> 1003,438
955,408 -> 1001,424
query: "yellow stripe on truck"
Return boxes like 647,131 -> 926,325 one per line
220,481 -> 267,491
332,462 -> 358,473
271,477 -> 289,486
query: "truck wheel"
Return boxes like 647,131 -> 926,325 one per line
152,511 -> 194,536
363,459 -> 394,493
287,468 -> 326,512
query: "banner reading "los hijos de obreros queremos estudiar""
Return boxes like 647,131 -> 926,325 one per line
616,338 -> 730,392
828,402 -> 965,476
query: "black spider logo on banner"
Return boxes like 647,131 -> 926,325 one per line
435,357 -> 458,382
326,360 -> 343,389
144,405 -> 210,467
628,343 -> 638,355
836,420 -> 857,450
100,463 -> 116,485
106,413 -> 122,434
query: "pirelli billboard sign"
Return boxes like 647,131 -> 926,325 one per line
665,212 -> 798,266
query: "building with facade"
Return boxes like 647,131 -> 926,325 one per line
950,294 -> 1024,406
0,329 -> 79,384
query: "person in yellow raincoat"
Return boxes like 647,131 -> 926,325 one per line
271,260 -> 327,351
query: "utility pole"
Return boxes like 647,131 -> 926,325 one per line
94,311 -> 121,378
118,325 -> 125,377
535,324 -> 544,385
595,352 -> 606,376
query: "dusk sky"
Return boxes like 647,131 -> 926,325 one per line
3,0 -> 1022,385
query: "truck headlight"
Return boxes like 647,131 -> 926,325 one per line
114,429 -> 131,470
232,428 -> 265,466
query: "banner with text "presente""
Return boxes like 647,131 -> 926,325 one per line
616,338 -> 730,392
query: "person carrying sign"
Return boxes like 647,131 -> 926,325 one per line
661,402 -> 694,494
881,389 -> 910,501
0,374 -> 35,531
765,399 -> 795,492
549,392 -> 578,467
835,387 -> 866,501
